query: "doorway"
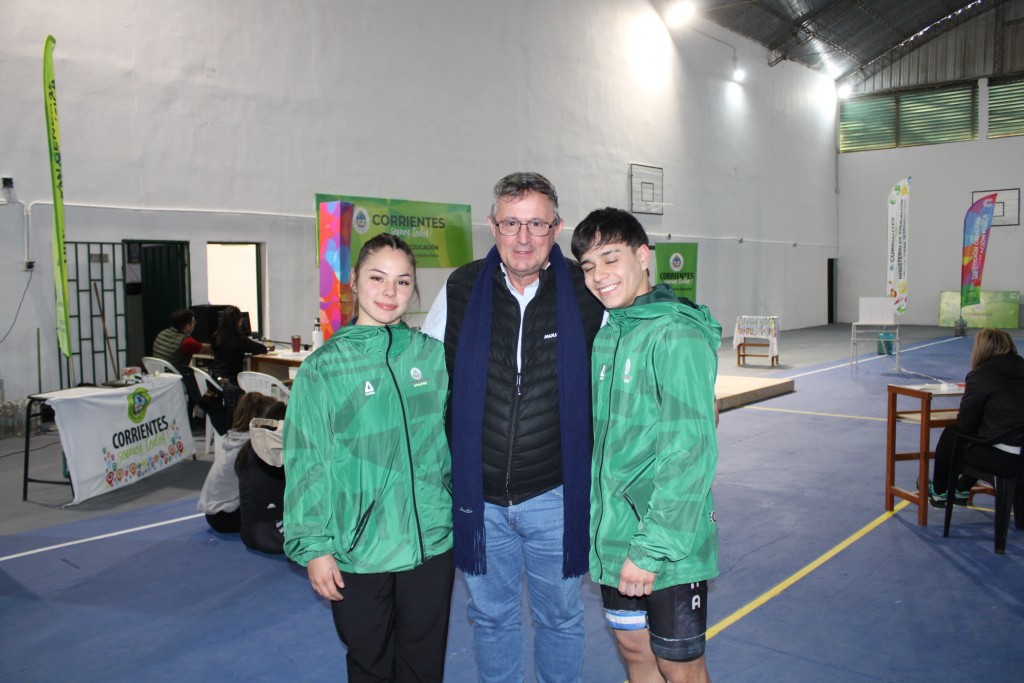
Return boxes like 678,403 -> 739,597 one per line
124,240 -> 191,368
206,243 -> 263,337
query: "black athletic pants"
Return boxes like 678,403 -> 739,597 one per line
330,549 -> 454,683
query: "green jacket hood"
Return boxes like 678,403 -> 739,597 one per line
609,284 -> 722,350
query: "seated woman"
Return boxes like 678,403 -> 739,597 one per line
197,392 -> 278,532
234,401 -> 287,554
208,305 -> 271,385
929,328 -> 1024,507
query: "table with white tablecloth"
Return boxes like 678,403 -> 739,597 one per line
23,375 -> 196,503
733,315 -> 780,366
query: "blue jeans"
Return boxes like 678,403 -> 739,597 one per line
464,486 -> 585,683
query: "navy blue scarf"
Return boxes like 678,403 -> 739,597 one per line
451,244 -> 591,578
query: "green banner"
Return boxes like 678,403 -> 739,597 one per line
44,35 -> 72,358
939,290 -> 1019,328
315,194 -> 472,269
654,242 -> 698,302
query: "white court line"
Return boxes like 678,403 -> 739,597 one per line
0,513 -> 204,563
785,337 -> 966,380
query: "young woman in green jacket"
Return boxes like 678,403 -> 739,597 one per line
283,233 -> 453,683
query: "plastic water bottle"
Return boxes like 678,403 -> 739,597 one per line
311,319 -> 323,351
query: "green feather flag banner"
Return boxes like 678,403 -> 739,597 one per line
44,35 -> 72,358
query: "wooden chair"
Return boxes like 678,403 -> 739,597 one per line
236,371 -> 291,402
141,356 -> 180,375
191,367 -> 224,455
943,425 -> 1024,554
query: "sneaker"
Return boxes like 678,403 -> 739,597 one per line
954,490 -> 970,507
927,482 -> 948,509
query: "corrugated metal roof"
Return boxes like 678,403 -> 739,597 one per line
695,0 -> 1021,89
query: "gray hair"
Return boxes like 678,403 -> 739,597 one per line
489,172 -> 561,224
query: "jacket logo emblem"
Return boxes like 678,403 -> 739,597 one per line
623,358 -> 632,384
544,332 -> 557,339
364,381 -> 375,396
599,364 -> 606,381
410,367 -> 428,388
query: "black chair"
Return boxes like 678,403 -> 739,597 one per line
943,425 -> 1024,554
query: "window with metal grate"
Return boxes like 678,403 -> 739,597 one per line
988,77 -> 1024,139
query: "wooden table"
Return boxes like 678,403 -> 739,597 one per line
250,350 -> 311,381
885,382 -> 963,526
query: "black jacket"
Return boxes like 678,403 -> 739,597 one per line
958,352 -> 1024,444
443,259 -> 604,505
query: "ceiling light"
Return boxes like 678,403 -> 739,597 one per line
732,59 -> 745,82
837,83 -> 853,99
665,1 -> 696,27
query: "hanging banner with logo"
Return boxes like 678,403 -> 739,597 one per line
43,35 -> 72,358
654,242 -> 698,302
45,376 -> 195,504
314,194 -> 472,337
886,177 -> 910,315
960,193 -> 997,309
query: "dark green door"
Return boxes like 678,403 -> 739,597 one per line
137,242 -> 191,355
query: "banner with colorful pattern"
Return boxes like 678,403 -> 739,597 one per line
314,194 -> 472,338
886,178 -> 910,315
960,193 -> 997,309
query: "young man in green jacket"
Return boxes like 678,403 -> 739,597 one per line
572,207 -> 721,683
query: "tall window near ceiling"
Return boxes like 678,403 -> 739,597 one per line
987,77 -> 1024,138
839,83 -> 978,152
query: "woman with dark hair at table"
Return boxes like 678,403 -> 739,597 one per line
235,401 -> 287,554
209,305 -> 271,385
928,328 -> 1024,507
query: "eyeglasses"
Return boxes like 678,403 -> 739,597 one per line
495,218 -> 555,237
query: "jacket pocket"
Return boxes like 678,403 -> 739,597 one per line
348,500 -> 376,552
621,458 -> 656,522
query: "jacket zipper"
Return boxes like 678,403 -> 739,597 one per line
592,328 -> 619,583
385,325 -> 426,563
505,372 -> 522,504
348,501 -> 375,552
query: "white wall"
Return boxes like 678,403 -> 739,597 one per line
0,0 -> 838,399
837,133 -> 1024,325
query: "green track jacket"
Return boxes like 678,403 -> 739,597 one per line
283,323 -> 452,574
590,284 -> 721,590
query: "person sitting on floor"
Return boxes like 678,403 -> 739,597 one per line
235,401 -> 287,554
927,328 -> 1024,507
197,392 -> 278,533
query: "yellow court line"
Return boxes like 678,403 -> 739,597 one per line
743,405 -> 886,422
706,500 -> 910,639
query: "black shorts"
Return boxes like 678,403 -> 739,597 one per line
601,581 -> 708,662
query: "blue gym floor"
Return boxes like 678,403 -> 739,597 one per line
2,332 -> 1022,682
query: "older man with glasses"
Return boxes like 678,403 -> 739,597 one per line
422,172 -> 604,683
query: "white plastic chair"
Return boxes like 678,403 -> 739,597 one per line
142,356 -> 180,375
850,297 -> 901,371
191,367 -> 224,455
236,371 -> 291,402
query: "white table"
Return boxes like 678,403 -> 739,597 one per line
733,315 -> 780,366
23,375 -> 196,503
